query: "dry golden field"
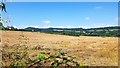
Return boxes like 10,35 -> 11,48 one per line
1,31 -> 118,66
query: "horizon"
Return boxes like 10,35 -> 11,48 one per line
4,25 -> 119,29
2,2 -> 118,29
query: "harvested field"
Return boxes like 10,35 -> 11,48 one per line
1,31 -> 118,66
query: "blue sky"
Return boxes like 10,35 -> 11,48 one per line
1,0 -> 119,2
2,2 -> 118,28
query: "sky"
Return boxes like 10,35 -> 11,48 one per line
1,0 -> 119,2
2,2 -> 118,28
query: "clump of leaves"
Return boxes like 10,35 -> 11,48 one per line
49,51 -> 80,68
28,51 -> 83,68
10,61 -> 26,67
9,50 -> 84,68
9,50 -> 31,67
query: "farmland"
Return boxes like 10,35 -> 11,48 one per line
1,31 -> 118,66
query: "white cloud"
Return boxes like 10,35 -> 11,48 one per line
95,7 -> 102,9
18,25 -> 24,28
25,25 -> 79,28
10,24 -> 119,29
25,25 -> 53,28
79,24 -> 118,29
4,25 -> 25,29
13,25 -> 18,28
25,26 -> 40,28
41,20 -> 51,24
85,17 -> 90,20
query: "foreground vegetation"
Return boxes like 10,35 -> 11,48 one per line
2,30 -> 86,67
2,31 -> 118,66
8,51 -> 82,68
2,47 -> 84,67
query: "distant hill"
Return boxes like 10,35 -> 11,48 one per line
25,27 -> 83,32
2,25 -> 120,37
24,26 -> 120,37
86,26 -> 120,30
24,26 -> 120,32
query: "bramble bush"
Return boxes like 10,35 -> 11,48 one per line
9,50 -> 85,68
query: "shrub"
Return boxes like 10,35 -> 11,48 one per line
9,51 -> 83,68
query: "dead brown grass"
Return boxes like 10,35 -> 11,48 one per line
2,31 -> 118,66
